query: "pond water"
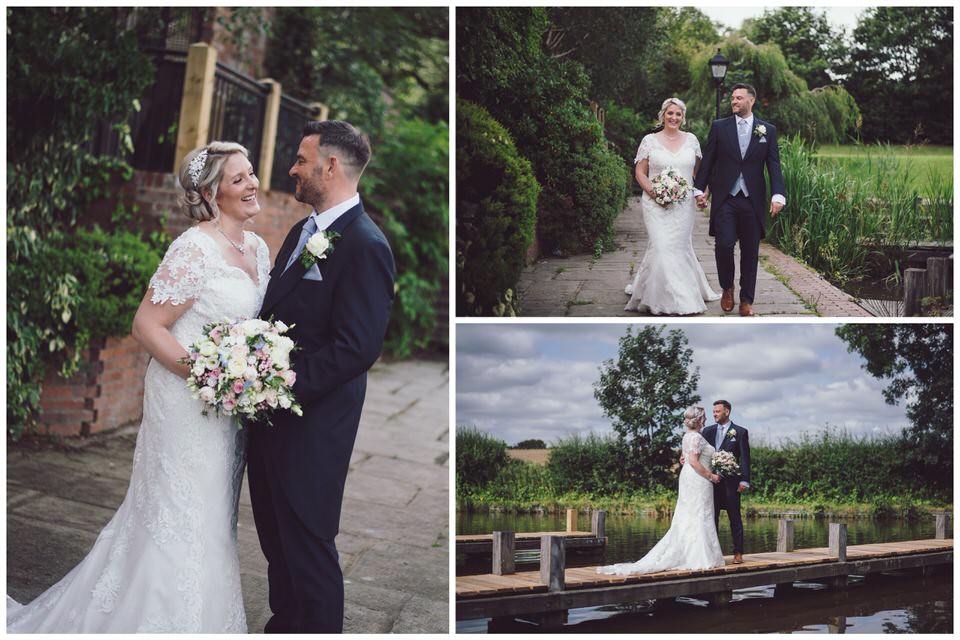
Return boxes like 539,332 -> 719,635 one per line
456,511 -> 953,633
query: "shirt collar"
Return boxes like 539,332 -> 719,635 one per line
311,193 -> 360,231
737,115 -> 753,128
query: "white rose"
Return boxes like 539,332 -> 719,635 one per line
279,395 -> 292,409
243,366 -> 259,381
199,340 -> 218,357
241,318 -> 271,335
191,362 -> 206,377
198,387 -> 216,403
305,232 -> 330,258
227,357 -> 247,378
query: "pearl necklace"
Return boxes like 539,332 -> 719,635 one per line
217,225 -> 245,254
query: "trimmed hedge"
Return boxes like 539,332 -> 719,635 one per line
456,99 -> 539,316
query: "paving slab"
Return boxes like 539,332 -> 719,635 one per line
6,358 -> 450,634
517,195 -> 871,317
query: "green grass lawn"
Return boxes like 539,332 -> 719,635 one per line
815,144 -> 953,193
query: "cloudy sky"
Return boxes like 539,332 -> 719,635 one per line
457,323 -> 913,448
699,5 -> 866,34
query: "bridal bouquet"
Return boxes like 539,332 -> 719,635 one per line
650,167 -> 691,206
712,450 -> 740,477
182,318 -> 302,423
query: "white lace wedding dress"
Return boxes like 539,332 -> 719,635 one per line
625,132 -> 720,314
598,430 -> 725,575
7,227 -> 270,633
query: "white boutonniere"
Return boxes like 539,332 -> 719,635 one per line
727,427 -> 737,439
299,230 -> 340,269
753,124 -> 767,138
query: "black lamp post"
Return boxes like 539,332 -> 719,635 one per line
708,48 -> 729,121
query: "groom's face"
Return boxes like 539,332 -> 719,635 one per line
290,135 -> 329,208
730,89 -> 755,117
713,403 -> 730,424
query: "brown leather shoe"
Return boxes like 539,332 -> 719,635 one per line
733,553 -> 744,564
739,302 -> 754,317
720,288 -> 735,312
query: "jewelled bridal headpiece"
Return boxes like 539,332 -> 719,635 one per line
187,149 -> 208,187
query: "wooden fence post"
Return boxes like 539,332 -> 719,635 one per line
591,510 -> 606,540
935,512 -> 949,540
777,518 -> 795,552
540,535 -> 565,592
175,43 -> 218,171
829,522 -> 847,562
926,257 -> 950,299
903,268 -> 926,316
492,531 -> 515,575
566,508 -> 577,532
257,78 -> 283,190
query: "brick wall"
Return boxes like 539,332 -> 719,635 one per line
37,169 -> 312,436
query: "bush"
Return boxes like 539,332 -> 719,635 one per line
366,116 -> 449,356
456,426 -> 511,493
547,432 -> 632,497
603,102 -> 654,169
455,99 -> 539,316
8,227 -> 165,437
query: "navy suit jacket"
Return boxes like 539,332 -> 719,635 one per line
702,421 -> 751,485
694,115 -> 786,239
251,201 -> 395,539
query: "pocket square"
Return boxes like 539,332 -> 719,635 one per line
302,263 -> 323,281
759,137 -> 767,143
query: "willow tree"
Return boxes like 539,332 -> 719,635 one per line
686,37 -> 860,144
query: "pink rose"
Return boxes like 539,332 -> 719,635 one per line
222,397 -> 236,411
233,380 -> 245,394
281,370 -> 297,386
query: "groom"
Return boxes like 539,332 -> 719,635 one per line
248,120 -> 395,632
694,83 -> 786,317
702,400 -> 751,564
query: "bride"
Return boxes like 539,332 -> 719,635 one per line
7,142 -> 270,632
597,406 -> 725,575
625,98 -> 720,314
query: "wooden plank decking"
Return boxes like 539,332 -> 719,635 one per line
457,538 -> 952,599
456,530 -> 604,554
456,538 -> 953,625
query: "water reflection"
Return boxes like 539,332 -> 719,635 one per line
456,511 -> 953,633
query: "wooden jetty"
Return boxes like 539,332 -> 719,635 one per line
456,509 -> 606,556
456,515 -> 953,630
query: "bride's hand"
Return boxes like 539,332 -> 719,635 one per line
710,473 -> 721,483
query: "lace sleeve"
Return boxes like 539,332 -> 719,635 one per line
149,234 -> 208,306
691,133 -> 702,159
634,135 -> 654,164
683,432 -> 705,457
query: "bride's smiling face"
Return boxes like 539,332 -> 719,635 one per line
662,105 -> 684,131
215,153 -> 261,222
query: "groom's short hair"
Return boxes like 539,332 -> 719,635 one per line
713,399 -> 732,411
730,83 -> 756,99
302,120 -> 372,178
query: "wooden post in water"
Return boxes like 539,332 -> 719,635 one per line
592,510 -> 606,540
926,257 -> 951,300
540,535 -> 565,592
777,518 -> 795,552
492,531 -> 515,575
828,522 -> 848,589
829,523 -> 847,561
935,512 -> 949,539
903,268 -> 926,316
566,508 -> 577,532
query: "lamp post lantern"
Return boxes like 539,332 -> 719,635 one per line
708,48 -> 729,121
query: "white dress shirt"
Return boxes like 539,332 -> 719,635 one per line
311,192 -> 360,230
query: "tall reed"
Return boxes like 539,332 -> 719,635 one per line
769,137 -> 953,286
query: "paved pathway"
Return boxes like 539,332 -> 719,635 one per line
517,196 -> 871,317
7,358 -> 449,634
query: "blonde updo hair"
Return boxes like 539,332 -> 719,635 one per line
683,405 -> 706,431
177,141 -> 250,222
657,97 -> 687,127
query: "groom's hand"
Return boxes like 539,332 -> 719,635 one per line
695,194 -> 709,209
769,201 -> 784,216
737,482 -> 748,493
